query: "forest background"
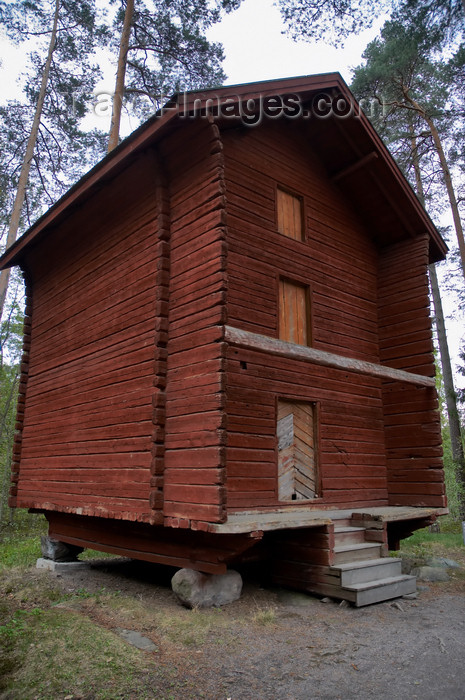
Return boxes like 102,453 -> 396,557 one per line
0,0 -> 464,530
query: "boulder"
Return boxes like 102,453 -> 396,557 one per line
40,536 -> 84,562
426,557 -> 461,569
171,568 -> 242,608
411,566 -> 450,582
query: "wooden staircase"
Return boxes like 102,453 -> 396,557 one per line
329,520 -> 416,606
272,516 -> 416,607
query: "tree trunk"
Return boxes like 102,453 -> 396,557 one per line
0,373 -> 18,524
402,90 -> 465,283
107,0 -> 134,153
425,115 -> 465,284
0,0 -> 60,322
409,121 -> 465,523
429,263 -> 465,517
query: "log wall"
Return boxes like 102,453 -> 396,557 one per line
15,152 -> 162,522
222,121 -> 389,510
161,118 -> 228,525
378,236 -> 446,507
10,113 -> 444,527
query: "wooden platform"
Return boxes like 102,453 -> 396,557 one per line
209,506 -> 448,534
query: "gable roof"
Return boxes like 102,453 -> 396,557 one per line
0,73 -> 447,270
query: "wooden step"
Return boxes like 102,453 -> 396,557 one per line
333,526 -> 366,545
346,575 -> 417,607
333,542 -> 382,564
331,557 -> 403,585
331,518 -> 353,528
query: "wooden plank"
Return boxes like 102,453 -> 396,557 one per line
225,326 -> 435,386
277,188 -> 302,240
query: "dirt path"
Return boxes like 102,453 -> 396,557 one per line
52,556 -> 465,700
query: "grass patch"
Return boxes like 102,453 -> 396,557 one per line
0,571 -> 193,699
0,533 -> 44,569
0,607 -> 161,699
0,520 -> 118,570
0,569 -> 64,608
0,512 -> 47,569
155,606 -> 227,647
251,605 -> 277,626
79,548 -> 120,561
398,519 -> 465,560
404,530 -> 464,550
60,590 -> 230,650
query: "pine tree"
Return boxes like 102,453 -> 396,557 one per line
351,18 -> 465,282
351,13 -> 465,527
0,0 -> 105,320
276,0 -> 464,46
106,0 -> 241,151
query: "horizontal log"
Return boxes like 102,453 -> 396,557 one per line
19,467 -> 150,482
227,461 -> 275,478
163,484 -> 225,504
164,431 -> 224,450
164,468 -> 224,485
388,483 -> 445,495
18,479 -> 148,499
164,447 -> 224,469
227,477 -> 276,492
388,494 -> 447,507
163,501 -> 225,521
225,326 -> 435,387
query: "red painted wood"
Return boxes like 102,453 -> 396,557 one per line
378,237 -> 445,507
8,90 -> 445,535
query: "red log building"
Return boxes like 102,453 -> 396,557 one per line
0,75 -> 448,605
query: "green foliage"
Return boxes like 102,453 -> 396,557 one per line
0,0 -> 107,236
0,518 -> 47,569
442,426 -> 465,520
277,0 -> 464,47
277,0 -> 388,46
350,9 -> 464,275
402,0 -> 465,45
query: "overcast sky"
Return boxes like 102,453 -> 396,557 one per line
205,0 -> 385,85
0,0 -> 463,375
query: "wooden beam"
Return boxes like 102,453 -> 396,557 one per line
225,325 -> 435,387
331,151 -> 378,183
331,116 -> 418,238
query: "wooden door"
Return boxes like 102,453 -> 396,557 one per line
277,400 -> 317,501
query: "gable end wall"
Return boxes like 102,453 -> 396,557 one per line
378,235 -> 446,507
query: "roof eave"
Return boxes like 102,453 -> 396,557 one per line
0,72 -> 447,269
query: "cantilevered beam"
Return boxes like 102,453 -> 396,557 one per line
331,151 -> 378,183
225,326 -> 435,387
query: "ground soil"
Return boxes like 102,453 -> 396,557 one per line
47,552 -> 465,700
